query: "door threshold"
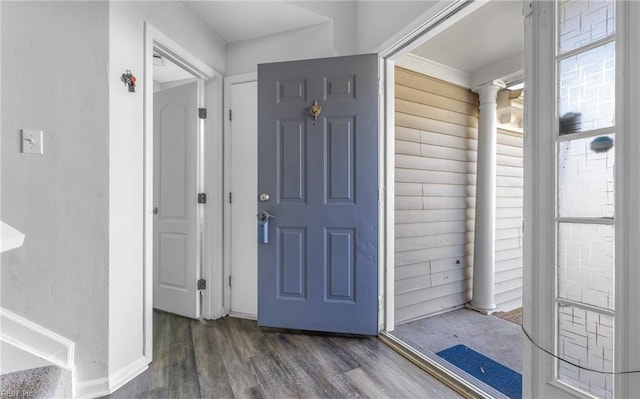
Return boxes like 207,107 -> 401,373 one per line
228,312 -> 257,321
378,332 -> 510,399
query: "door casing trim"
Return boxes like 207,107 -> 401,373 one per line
223,72 -> 258,318
377,0 -> 483,333
143,23 -> 223,361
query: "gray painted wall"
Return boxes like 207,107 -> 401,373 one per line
1,1 -> 110,382
226,23 -> 335,76
107,1 -> 225,380
113,1 -> 226,75
226,0 -> 446,75
1,0 -> 226,387
292,1 -> 357,56
355,1 -> 440,52
0,0 -> 461,388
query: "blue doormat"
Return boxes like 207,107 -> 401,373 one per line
436,344 -> 522,399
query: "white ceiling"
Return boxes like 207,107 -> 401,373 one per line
181,1 -> 331,43
409,0 -> 523,75
176,0 -> 522,81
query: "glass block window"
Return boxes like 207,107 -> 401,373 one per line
558,222 -> 614,310
558,43 -> 615,133
556,1 -> 615,397
557,305 -> 614,398
559,0 -> 615,54
558,135 -> 614,218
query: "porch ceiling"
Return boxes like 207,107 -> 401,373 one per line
410,0 -> 523,76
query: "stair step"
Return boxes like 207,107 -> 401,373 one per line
1,341 -> 52,375
0,365 -> 70,398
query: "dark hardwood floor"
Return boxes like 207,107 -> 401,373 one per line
107,310 -> 461,398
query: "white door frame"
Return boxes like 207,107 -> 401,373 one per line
615,3 -> 640,395
222,72 -> 258,317
376,0 -> 487,333
525,1 -> 640,397
375,1 -> 519,396
143,23 -> 224,360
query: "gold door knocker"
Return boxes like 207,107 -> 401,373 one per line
309,100 -> 322,120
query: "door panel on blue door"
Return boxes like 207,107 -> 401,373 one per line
326,118 -> 355,203
278,227 -> 307,299
278,121 -> 306,202
258,54 -> 378,335
325,75 -> 356,99
326,228 -> 355,302
277,79 -> 307,103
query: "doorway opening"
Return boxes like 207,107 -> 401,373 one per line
142,23 -> 223,360
151,53 -> 201,318
381,1 -> 525,397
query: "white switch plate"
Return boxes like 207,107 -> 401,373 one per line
22,129 -> 43,154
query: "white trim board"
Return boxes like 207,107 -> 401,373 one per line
0,221 -> 25,253
75,356 -> 148,399
223,72 -> 258,318
75,377 -> 109,399
0,307 -> 74,370
395,53 -> 472,88
202,73 -> 225,321
394,52 -> 524,92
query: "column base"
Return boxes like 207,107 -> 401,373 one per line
465,302 -> 497,315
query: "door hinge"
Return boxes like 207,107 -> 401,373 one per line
229,192 -> 232,204
197,279 -> 206,290
228,275 -> 231,287
228,109 -> 232,121
198,193 -> 207,204
198,108 -> 207,119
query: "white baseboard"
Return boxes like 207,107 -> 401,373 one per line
75,356 -> 149,399
108,356 -> 149,393
0,309 -> 149,399
0,307 -> 74,370
75,377 -> 109,399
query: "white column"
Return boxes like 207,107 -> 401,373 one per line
468,81 -> 504,314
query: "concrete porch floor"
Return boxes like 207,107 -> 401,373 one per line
390,308 -> 524,373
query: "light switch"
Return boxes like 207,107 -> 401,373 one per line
22,129 -> 43,154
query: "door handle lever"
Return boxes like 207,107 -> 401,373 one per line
258,211 -> 275,221
258,211 -> 275,244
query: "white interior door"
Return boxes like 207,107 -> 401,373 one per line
229,79 -> 258,318
153,81 -> 199,318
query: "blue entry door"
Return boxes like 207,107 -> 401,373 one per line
257,54 -> 379,335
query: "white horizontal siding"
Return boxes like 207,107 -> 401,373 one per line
395,279 -> 471,309
394,67 -> 477,324
494,127 -> 523,312
394,67 -> 524,324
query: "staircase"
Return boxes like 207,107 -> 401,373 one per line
0,309 -> 74,398
1,360 -> 71,398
